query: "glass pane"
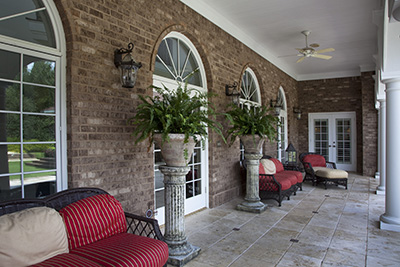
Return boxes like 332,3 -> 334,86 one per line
0,81 -> 20,111
155,189 -> 164,209
0,113 -> 20,142
23,85 -> 55,113
195,180 -> 201,195
24,172 -> 56,198
0,144 -> 21,174
186,182 -> 193,198
154,57 -> 174,80
23,114 -> 55,141
23,56 -> 55,86
0,49 -> 20,81
23,144 -> 55,171
155,170 -> 164,190
186,166 -> 194,182
0,2 -> 56,48
1,174 -> 21,200
193,148 -> 201,164
194,164 -> 201,180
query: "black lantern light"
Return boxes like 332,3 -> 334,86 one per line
225,82 -> 240,104
293,107 -> 302,120
270,98 -> 283,116
285,143 -> 297,166
114,42 -> 142,88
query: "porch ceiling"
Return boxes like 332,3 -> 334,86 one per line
180,0 -> 381,81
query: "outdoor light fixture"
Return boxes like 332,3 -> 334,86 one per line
225,82 -> 240,104
285,143 -> 298,167
114,42 -> 142,88
270,98 -> 283,116
293,107 -> 302,120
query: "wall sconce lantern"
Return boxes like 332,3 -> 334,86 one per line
114,42 -> 142,88
270,98 -> 283,116
293,107 -> 302,120
225,82 -> 240,104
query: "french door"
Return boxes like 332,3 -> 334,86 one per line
308,112 -> 356,171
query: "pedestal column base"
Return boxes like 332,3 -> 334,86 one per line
236,201 -> 268,213
380,213 -> 400,232
167,242 -> 201,267
376,185 -> 385,195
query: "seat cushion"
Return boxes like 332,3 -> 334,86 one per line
302,154 -> 326,167
269,158 -> 284,173
29,253 -> 102,267
314,167 -> 348,179
59,194 -> 127,250
0,207 -> 69,267
283,170 -> 304,183
70,233 -> 169,267
274,176 -> 293,190
275,172 -> 298,186
260,159 -> 276,174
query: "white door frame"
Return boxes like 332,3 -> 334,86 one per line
308,112 -> 357,171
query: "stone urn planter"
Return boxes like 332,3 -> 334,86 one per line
154,133 -> 198,167
240,134 -> 265,154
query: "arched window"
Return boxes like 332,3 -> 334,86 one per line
239,67 -> 261,160
276,87 -> 288,162
0,0 -> 66,200
239,68 -> 261,108
152,32 -> 207,225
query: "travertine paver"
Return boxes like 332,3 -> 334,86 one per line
168,173 -> 400,267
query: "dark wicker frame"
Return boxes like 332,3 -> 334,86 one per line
243,155 -> 298,206
299,152 -> 348,190
0,187 -> 165,241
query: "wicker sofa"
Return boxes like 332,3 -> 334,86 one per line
0,187 -> 169,267
251,156 -> 303,206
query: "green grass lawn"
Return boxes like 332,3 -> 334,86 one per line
8,161 -> 51,180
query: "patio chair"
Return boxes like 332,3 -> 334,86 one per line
299,152 -> 348,189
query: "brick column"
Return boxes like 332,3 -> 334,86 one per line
380,79 -> 400,232
160,166 -> 200,266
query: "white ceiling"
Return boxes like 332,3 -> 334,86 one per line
180,0 -> 382,81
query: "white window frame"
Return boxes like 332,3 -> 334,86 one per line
0,0 -> 67,197
277,86 -> 288,162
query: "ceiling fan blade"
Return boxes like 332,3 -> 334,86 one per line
296,56 -> 306,63
315,48 -> 335,54
311,54 -> 332,60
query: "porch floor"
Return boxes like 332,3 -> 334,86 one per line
170,173 -> 400,266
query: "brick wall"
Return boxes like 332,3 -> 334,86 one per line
54,0 -> 300,214
298,74 -> 377,174
361,72 -> 378,176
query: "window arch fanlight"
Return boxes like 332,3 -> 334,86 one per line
153,32 -> 206,91
0,0 -> 67,200
240,67 -> 261,107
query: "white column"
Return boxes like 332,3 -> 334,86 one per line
380,79 -> 400,232
376,99 -> 386,194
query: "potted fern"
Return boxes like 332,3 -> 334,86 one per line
225,103 -> 278,153
128,81 -> 225,167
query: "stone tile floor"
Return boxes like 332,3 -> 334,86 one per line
169,173 -> 400,267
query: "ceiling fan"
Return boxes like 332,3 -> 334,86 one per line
295,30 -> 335,63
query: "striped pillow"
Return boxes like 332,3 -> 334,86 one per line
59,194 -> 127,250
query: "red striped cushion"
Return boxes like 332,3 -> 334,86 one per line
59,194 -> 127,250
29,253 -> 102,267
284,170 -> 303,183
275,172 -> 298,186
269,158 -> 284,173
303,154 -> 326,167
70,233 -> 169,267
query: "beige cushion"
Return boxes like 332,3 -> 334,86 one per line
260,159 -> 276,174
314,167 -> 348,179
0,207 -> 69,267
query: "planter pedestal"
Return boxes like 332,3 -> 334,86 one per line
237,153 -> 267,213
160,166 -> 200,266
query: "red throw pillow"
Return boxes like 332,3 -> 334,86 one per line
270,158 -> 284,173
303,154 -> 326,167
259,162 -> 266,175
59,194 -> 127,250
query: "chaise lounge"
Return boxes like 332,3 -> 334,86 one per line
300,152 -> 348,190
